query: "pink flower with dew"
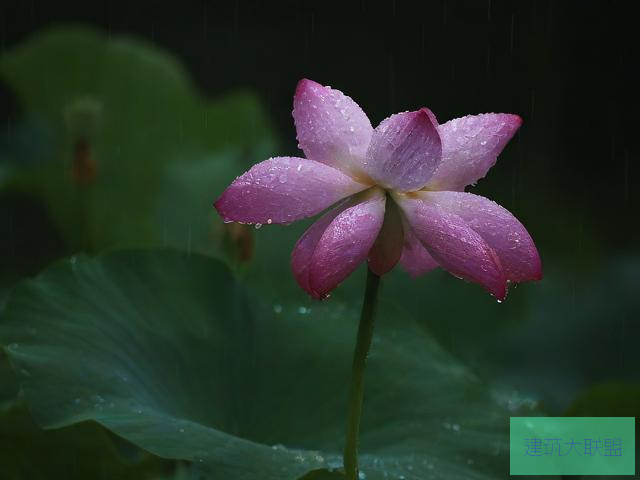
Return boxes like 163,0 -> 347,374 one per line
215,79 -> 542,300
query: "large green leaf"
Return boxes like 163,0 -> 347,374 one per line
0,402 -> 172,479
0,249 -> 527,479
1,285 -> 19,411
0,350 -> 18,411
0,27 -> 276,252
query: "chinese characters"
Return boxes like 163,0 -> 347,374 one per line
526,438 -> 623,456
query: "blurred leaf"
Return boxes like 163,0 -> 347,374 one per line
565,381 -> 640,417
0,402 -> 171,479
0,249 -> 533,479
0,350 -> 19,411
0,26 -> 276,252
0,116 -> 54,172
298,469 -> 345,479
153,151 -> 258,260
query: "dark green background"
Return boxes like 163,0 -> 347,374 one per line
0,1 -> 638,475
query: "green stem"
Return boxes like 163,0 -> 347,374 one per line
343,267 -> 381,480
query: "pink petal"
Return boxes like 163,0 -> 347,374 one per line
364,108 -> 442,192
368,198 -> 404,276
398,222 -> 440,278
291,201 -> 349,297
420,191 -> 542,282
426,113 -> 522,191
398,195 -> 507,299
308,190 -> 386,298
293,79 -> 373,178
214,156 -> 367,224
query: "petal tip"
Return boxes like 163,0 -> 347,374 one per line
496,113 -> 523,133
367,259 -> 389,277
213,187 -> 253,225
493,284 -> 508,302
295,78 -> 322,96
508,113 -> 523,130
291,258 -> 325,300
213,193 -> 233,222
533,262 -> 544,281
417,107 -> 439,127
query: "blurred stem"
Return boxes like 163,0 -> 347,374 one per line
343,267 -> 381,480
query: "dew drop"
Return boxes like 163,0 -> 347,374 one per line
255,223 -> 263,229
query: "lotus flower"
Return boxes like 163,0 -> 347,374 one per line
215,79 -> 541,300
